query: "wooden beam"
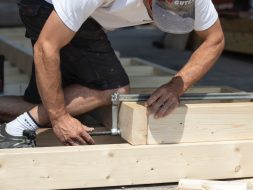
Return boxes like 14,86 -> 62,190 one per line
148,102 -> 253,144
119,102 -> 253,145
1,140 -> 253,189
90,86 -> 241,142
178,179 -> 247,190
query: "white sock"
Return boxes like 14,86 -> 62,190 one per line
6,112 -> 39,137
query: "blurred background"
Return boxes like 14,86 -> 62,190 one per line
0,0 -> 252,95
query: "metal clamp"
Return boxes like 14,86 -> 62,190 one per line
91,92 -> 253,137
111,93 -> 121,136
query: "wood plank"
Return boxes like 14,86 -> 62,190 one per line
148,102 -> 253,144
178,179 -> 247,190
118,102 -> 253,145
1,140 -> 253,189
89,85 -> 240,136
90,86 -> 241,144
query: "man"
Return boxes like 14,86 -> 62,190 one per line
0,0 -> 224,148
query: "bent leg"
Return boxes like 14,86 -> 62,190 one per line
29,84 -> 130,126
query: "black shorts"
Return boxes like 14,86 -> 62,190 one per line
18,0 -> 129,104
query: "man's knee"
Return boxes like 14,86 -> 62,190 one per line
116,85 -> 130,94
102,85 -> 130,105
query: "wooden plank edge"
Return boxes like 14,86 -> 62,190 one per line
1,140 -> 253,189
178,179 -> 247,190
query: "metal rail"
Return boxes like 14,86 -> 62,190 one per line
114,92 -> 253,102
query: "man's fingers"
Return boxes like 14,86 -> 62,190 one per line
148,93 -> 170,115
147,100 -> 160,115
155,100 -> 178,119
73,135 -> 87,145
146,90 -> 162,107
81,132 -> 95,145
66,139 -> 79,146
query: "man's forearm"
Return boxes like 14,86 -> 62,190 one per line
173,31 -> 225,96
33,42 -> 67,124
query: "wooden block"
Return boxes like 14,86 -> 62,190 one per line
148,102 -> 253,144
119,102 -> 147,145
1,140 -> 253,189
178,179 -> 247,190
119,102 -> 253,145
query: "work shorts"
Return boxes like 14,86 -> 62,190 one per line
18,0 -> 129,104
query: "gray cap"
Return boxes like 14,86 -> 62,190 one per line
152,0 -> 195,34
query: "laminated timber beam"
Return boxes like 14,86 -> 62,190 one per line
1,140 -> 253,189
119,102 -> 253,145
89,86 -> 241,130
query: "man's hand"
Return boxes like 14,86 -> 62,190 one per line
146,81 -> 181,119
52,113 -> 95,145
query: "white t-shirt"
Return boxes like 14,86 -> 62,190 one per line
44,0 -> 218,33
